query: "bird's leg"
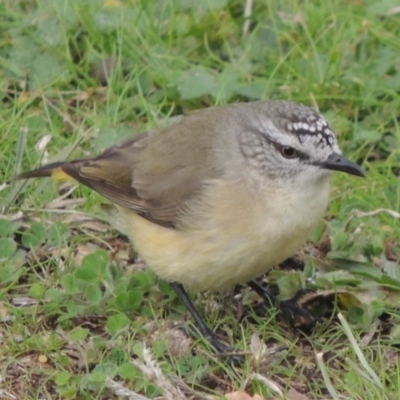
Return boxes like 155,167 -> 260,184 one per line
247,280 -> 277,306
170,282 -> 238,357
247,280 -> 315,327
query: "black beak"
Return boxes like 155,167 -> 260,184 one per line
317,152 -> 367,177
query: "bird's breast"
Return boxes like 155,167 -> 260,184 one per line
123,177 -> 331,291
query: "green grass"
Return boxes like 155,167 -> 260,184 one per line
1,0 -> 400,399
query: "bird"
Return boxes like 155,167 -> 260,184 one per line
13,100 -> 366,356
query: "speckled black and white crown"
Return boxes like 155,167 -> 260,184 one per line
264,100 -> 337,150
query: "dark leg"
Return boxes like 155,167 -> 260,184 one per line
247,280 -> 277,306
247,280 -> 315,327
171,282 -> 239,357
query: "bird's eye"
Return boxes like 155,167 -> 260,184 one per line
281,146 -> 297,159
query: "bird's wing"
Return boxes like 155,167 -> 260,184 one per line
16,115 -> 220,228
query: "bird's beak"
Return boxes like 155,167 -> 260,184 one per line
317,152 -> 367,177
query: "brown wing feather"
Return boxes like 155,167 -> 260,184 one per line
17,110 -> 222,228
128,112 -> 220,224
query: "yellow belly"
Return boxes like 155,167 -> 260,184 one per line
118,178 -> 330,291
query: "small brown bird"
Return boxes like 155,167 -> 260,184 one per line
14,100 -> 366,356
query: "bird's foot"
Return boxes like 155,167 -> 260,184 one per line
248,281 -> 315,328
178,323 -> 244,364
279,288 -> 316,328
204,332 -> 245,364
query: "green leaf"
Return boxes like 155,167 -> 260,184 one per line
367,0 -> 399,15
118,362 -> 137,379
93,10 -> 121,32
49,0 -> 78,27
21,222 -> 47,247
70,327 -> 90,342
202,0 -> 228,9
48,222 -> 68,245
382,260 -> 400,282
56,385 -> 78,398
94,126 -> 137,152
92,363 -> 117,378
65,300 -> 84,317
29,53 -> 69,90
108,348 -> 128,366
85,282 -> 103,305
45,288 -> 65,304
379,274 -> 400,290
87,371 -> 105,383
106,313 -> 130,335
303,260 -> 315,280
29,283 -> 47,299
36,15 -> 65,47
314,271 -> 363,288
158,280 -> 175,297
75,250 -> 109,281
178,67 -> 218,99
234,78 -> 272,99
55,371 -> 71,386
61,273 -> 83,295
0,263 -> 24,284
276,272 -> 305,300
5,35 -> 38,78
347,305 -> 370,327
0,219 -> 16,237
214,68 -> 241,101
176,0 -> 228,10
114,290 -> 143,312
132,270 -> 155,291
0,238 -> 17,260
74,265 -> 97,282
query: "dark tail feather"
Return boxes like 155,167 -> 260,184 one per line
13,162 -> 68,180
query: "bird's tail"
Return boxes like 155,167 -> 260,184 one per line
13,161 -> 82,182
